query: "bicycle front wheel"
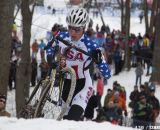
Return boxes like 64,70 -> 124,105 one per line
33,67 -> 76,120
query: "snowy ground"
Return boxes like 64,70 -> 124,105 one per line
1,2 -> 159,130
0,117 -> 138,130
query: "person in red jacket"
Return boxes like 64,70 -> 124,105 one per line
96,76 -> 104,108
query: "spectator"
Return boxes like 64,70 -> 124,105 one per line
31,39 -> 39,60
129,85 -> 140,109
39,40 -> 46,51
8,55 -> 18,90
0,95 -> 11,117
110,91 -> 127,118
12,21 -> 17,38
31,58 -> 37,86
104,101 -> 122,125
39,58 -> 49,79
96,76 -> 104,109
39,40 -> 46,60
147,88 -> 160,126
139,12 -> 143,24
133,94 -> 152,130
139,85 -> 148,98
135,62 -> 143,86
96,24 -> 99,32
113,45 -> 122,75
104,89 -> 113,109
52,8 -> 56,15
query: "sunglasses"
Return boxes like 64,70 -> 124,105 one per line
68,26 -> 84,32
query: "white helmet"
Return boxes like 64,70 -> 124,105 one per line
66,8 -> 89,27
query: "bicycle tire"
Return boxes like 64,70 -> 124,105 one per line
33,82 -> 51,118
33,67 -> 76,120
18,78 -> 50,118
26,79 -> 43,104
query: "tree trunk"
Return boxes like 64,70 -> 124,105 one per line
149,0 -> 157,34
0,0 -> 15,96
124,0 -> 131,70
95,0 -> 106,27
16,0 -> 35,117
121,1 -> 125,33
144,0 -> 149,33
117,0 -> 125,32
150,1 -> 160,83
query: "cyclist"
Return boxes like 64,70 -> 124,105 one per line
51,8 -> 111,121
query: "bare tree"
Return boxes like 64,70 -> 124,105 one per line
144,0 -> 149,33
0,1 -> 15,96
124,0 -> 131,70
149,0 -> 158,34
150,0 -> 160,84
16,0 -> 36,116
117,0 -> 125,33
94,0 -> 106,27
13,0 -> 22,21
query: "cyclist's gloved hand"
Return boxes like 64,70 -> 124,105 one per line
91,49 -> 103,64
63,46 -> 72,57
59,56 -> 66,69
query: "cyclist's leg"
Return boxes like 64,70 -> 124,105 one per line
63,73 -> 93,121
62,79 -> 84,102
62,79 -> 85,120
69,86 -> 93,120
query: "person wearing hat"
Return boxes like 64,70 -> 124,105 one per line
133,94 -> 152,129
110,91 -> 127,118
0,95 -> 11,117
103,88 -> 113,109
129,85 -> 140,109
147,89 -> 160,126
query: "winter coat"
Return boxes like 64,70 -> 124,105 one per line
32,42 -> 39,53
113,50 -> 121,63
129,90 -> 140,108
110,96 -> 127,112
104,106 -> 122,122
104,94 -> 112,108
133,102 -> 152,121
0,110 -> 11,117
96,79 -> 104,96
147,96 -> 160,122
135,65 -> 143,76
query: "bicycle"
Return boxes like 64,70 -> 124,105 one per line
19,66 -> 76,120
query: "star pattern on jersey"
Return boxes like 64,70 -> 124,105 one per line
47,32 -> 111,79
82,34 -> 111,79
59,32 -> 69,39
97,62 -> 111,79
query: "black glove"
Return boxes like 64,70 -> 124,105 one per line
124,110 -> 128,117
63,46 -> 72,57
91,49 -> 102,64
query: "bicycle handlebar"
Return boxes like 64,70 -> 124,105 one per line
56,36 -> 92,57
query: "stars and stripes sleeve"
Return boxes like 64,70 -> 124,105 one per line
97,59 -> 111,79
82,35 -> 111,79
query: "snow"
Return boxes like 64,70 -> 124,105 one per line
1,1 -> 160,130
0,117 -> 138,130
